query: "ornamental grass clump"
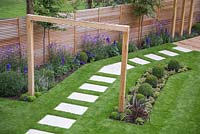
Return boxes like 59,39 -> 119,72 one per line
138,83 -> 153,97
152,65 -> 164,79
145,75 -> 158,88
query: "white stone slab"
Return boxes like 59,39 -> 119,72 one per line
173,46 -> 192,52
89,75 -> 116,83
26,129 -> 54,134
98,62 -> 134,75
144,54 -> 165,61
38,115 -> 76,129
159,50 -> 179,56
79,83 -> 108,92
67,92 -> 98,103
54,103 -> 88,115
129,57 -> 150,65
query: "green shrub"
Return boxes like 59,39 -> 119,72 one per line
192,23 -> 200,34
168,60 -> 181,72
138,83 -> 153,97
0,71 -> 25,97
110,112 -> 120,120
152,65 -> 164,79
145,75 -> 158,88
105,45 -> 120,57
117,42 -> 137,54
35,92 -> 42,97
20,93 -> 37,102
80,52 -> 88,63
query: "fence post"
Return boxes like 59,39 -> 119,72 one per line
180,0 -> 186,36
171,0 -> 177,38
26,16 -> 35,96
74,12 -> 77,55
118,29 -> 129,113
188,0 -> 194,35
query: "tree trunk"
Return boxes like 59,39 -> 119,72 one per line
137,16 -> 142,46
43,28 -> 46,64
26,0 -> 34,14
140,15 -> 144,46
87,0 -> 93,9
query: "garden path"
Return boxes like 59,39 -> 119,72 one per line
175,36 -> 200,51
25,46 -> 192,134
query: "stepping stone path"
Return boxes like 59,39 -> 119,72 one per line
79,83 -> 108,92
55,103 -> 88,115
89,75 -> 116,83
98,62 -> 134,75
144,53 -> 165,61
38,115 -> 76,129
173,46 -> 192,52
67,92 -> 99,103
159,50 -> 179,56
26,46 -> 192,133
26,129 -> 54,134
129,57 -> 150,65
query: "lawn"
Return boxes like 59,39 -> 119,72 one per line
0,44 -> 200,134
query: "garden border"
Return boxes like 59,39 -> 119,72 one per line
26,14 -> 130,112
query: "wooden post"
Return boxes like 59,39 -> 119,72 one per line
180,0 -> 186,36
119,5 -> 123,24
157,7 -> 161,21
26,16 -> 35,96
172,0 -> 178,38
188,0 -> 194,34
74,12 -> 77,54
118,30 -> 129,113
98,7 -> 101,34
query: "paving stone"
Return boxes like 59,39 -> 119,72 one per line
38,115 -> 76,129
159,50 -> 179,56
129,57 -> 150,65
67,92 -> 98,103
173,46 -> 192,52
25,129 -> 54,134
89,75 -> 116,83
79,83 -> 108,92
144,54 -> 165,61
54,102 -> 88,115
98,62 -> 134,75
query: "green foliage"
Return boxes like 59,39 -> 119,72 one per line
35,92 -> 42,97
117,42 -> 138,54
152,65 -> 164,79
0,71 -> 25,97
138,83 -> 153,97
168,60 -> 181,72
105,45 -> 120,57
20,93 -> 37,102
110,112 -> 120,120
136,93 -> 146,104
145,75 -> 158,88
35,68 -> 55,92
192,23 -> 200,34
132,0 -> 163,18
80,52 -> 88,63
135,117 -> 145,125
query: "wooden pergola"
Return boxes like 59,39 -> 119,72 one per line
172,0 -> 195,37
26,14 -> 130,112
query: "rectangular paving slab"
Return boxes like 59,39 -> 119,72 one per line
26,129 -> 54,134
38,115 -> 76,129
129,57 -> 150,65
54,102 -> 88,115
89,75 -> 116,83
144,54 -> 165,61
98,62 -> 134,75
67,92 -> 99,103
79,83 -> 108,92
173,46 -> 192,52
159,50 -> 179,56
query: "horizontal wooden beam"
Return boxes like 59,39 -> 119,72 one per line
27,14 -> 129,32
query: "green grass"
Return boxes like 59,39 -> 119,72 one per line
1,44 -> 200,134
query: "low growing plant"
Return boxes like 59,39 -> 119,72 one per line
138,83 -> 153,97
152,65 -> 164,79
168,60 -> 181,72
145,75 -> 158,88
